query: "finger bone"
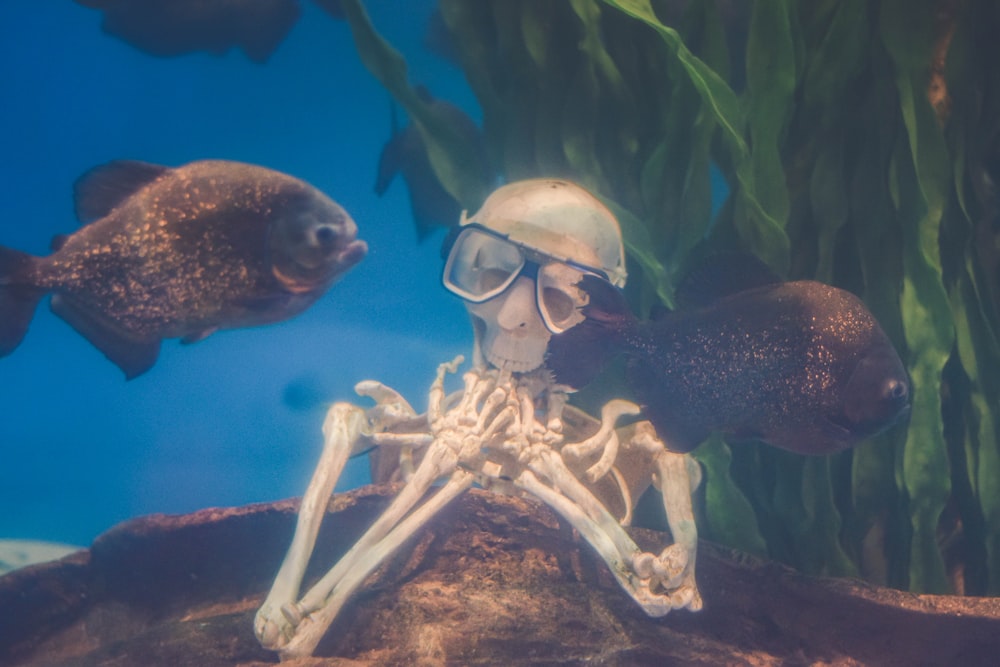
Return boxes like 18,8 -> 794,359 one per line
354,381 -> 416,415
429,356 -> 465,414
480,404 -> 518,443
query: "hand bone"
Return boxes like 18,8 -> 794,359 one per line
355,380 -> 417,430
257,356 -> 704,659
629,543 -> 700,613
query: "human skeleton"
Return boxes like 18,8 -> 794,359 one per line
254,180 -> 704,659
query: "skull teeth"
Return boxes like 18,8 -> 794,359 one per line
482,330 -> 548,373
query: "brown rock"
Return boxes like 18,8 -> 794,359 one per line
1,484 -> 999,666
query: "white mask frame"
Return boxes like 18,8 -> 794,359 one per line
442,223 -> 611,334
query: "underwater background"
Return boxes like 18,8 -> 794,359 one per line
2,0 -> 1000,601
0,0 -> 473,547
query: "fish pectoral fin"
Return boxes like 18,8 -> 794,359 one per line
764,420 -> 855,455
810,416 -> 858,453
50,295 -> 160,380
180,328 -> 217,345
821,414 -> 856,436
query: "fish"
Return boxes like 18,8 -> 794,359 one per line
422,7 -> 459,66
375,86 -> 490,240
72,0 -> 306,63
312,0 -> 344,20
0,159 -> 367,379
546,255 -> 911,455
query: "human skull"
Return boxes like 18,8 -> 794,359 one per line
444,178 -> 627,374
467,276 -> 553,373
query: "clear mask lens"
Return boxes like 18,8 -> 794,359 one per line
443,227 -> 525,301
443,226 -> 595,334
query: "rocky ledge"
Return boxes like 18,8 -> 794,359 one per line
1,484 -> 999,666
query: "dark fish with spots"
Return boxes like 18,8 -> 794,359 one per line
0,159 -> 367,379
72,0 -> 313,63
547,257 -> 911,455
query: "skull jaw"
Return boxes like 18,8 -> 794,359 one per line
465,276 -> 555,374
480,324 -> 550,373
469,311 -> 551,374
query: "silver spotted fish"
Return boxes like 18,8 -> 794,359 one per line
0,159 -> 367,378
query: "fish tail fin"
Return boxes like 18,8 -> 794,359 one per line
546,317 -> 617,389
578,274 -> 635,335
0,245 -> 44,356
545,276 -> 636,389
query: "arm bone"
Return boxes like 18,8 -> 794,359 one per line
255,402 -> 369,648
518,448 -> 695,616
281,466 -> 476,658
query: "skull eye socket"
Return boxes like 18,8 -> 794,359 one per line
537,263 -> 589,333
540,286 -> 576,326
443,225 -> 603,334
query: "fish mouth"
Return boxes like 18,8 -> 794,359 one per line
334,238 -> 368,268
308,220 -> 365,265
272,236 -> 367,293
318,216 -> 367,269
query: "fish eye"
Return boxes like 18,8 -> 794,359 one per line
885,378 -> 908,401
314,225 -> 338,247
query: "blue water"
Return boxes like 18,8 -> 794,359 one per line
0,1 -> 474,546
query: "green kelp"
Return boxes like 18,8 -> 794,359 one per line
341,0 -> 1000,596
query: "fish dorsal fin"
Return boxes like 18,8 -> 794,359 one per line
675,252 -> 783,309
50,234 -> 70,252
374,104 -> 404,196
73,160 -> 170,224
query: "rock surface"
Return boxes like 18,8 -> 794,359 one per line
1,484 -> 999,666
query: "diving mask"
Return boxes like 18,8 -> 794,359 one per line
442,223 -> 610,334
